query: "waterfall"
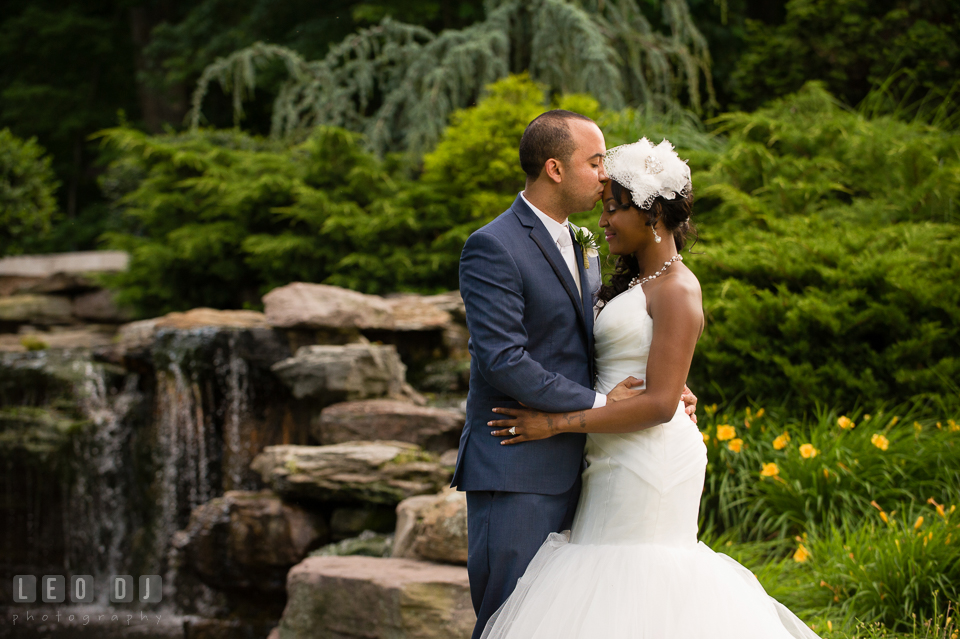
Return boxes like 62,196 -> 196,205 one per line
63,361 -> 144,602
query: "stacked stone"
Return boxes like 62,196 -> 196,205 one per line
0,251 -> 131,351
171,283 -> 473,639
2,258 -> 475,639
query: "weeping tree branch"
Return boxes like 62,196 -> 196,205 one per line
188,0 -> 715,155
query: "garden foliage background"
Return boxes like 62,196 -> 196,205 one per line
2,0 -> 960,635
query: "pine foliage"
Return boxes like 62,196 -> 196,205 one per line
0,128 -> 59,256
188,0 -> 715,155
686,82 -> 960,412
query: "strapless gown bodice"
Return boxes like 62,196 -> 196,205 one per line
481,285 -> 821,639
573,285 -> 706,547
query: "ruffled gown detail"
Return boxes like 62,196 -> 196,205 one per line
481,285 -> 820,639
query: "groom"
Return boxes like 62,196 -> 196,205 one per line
452,110 -> 695,638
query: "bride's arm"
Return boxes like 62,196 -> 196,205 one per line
490,272 -> 703,443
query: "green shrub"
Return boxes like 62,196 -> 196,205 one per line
0,128 -> 59,256
730,0 -> 960,112
687,83 -> 960,411
688,218 -> 960,411
697,83 -> 960,226
98,126 -> 422,315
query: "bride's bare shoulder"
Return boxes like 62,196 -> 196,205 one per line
650,263 -> 701,301
644,265 -> 702,327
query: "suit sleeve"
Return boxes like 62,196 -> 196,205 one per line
460,230 -> 597,413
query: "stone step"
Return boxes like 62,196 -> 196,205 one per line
251,441 -> 451,505
393,488 -> 467,566
316,399 -> 464,452
276,555 -> 474,639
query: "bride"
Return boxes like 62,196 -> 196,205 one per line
484,138 -> 820,639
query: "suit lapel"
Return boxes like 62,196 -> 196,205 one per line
512,197 -> 588,336
528,225 -> 588,330
570,227 -> 596,380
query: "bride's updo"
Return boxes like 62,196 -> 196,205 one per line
597,138 -> 695,306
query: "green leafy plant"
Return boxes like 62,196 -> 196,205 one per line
699,402 -> 960,541
0,128 -> 59,256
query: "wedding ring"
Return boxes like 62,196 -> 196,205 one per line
509,427 -> 517,436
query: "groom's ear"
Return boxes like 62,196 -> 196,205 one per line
543,158 -> 563,184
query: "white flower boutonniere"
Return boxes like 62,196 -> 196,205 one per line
571,227 -> 600,269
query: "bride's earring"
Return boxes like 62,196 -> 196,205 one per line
652,225 -> 662,244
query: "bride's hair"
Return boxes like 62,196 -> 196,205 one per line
596,179 -> 696,306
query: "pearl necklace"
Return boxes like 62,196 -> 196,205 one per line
628,254 -> 683,289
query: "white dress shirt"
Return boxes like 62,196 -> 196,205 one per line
521,192 -> 606,409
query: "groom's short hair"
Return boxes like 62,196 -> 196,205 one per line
519,110 -> 595,179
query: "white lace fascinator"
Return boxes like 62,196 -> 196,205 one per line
604,138 -> 691,210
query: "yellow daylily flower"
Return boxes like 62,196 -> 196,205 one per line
914,515 -> 924,530
793,544 -> 811,562
928,497 -> 947,519
799,443 -> 818,459
727,438 -> 743,453
870,500 -> 889,523
889,416 -> 899,427
772,432 -> 790,450
871,433 -> 889,451
760,462 -> 779,477
837,416 -> 855,430
716,425 -> 736,441
755,408 -> 765,419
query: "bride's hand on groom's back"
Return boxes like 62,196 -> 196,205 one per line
608,376 -> 646,403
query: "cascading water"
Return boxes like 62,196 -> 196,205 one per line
64,362 -> 144,600
2,324 -> 295,636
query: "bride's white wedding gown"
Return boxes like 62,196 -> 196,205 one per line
481,285 -> 820,639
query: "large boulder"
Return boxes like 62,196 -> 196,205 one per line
0,294 -> 73,324
277,555 -> 474,639
112,308 -> 278,362
316,399 -> 464,452
71,289 -> 132,322
0,272 -> 96,296
172,490 -> 328,593
393,488 -> 468,565
384,294 -> 453,331
264,282 -> 394,330
420,291 -> 465,322
251,441 -> 451,505
270,343 -> 410,403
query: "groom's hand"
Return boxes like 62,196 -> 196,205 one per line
681,385 -> 698,424
608,376 -> 645,403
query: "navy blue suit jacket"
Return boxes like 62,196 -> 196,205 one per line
452,194 -> 602,495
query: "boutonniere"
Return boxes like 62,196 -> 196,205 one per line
571,227 -> 599,269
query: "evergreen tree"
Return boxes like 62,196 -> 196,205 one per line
0,129 -> 60,257
731,0 -> 960,112
189,0 -> 716,156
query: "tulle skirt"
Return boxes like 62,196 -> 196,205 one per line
481,532 -> 820,639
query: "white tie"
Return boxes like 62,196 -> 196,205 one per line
557,225 -> 582,299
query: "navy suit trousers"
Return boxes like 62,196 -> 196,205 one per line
465,477 -> 582,639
